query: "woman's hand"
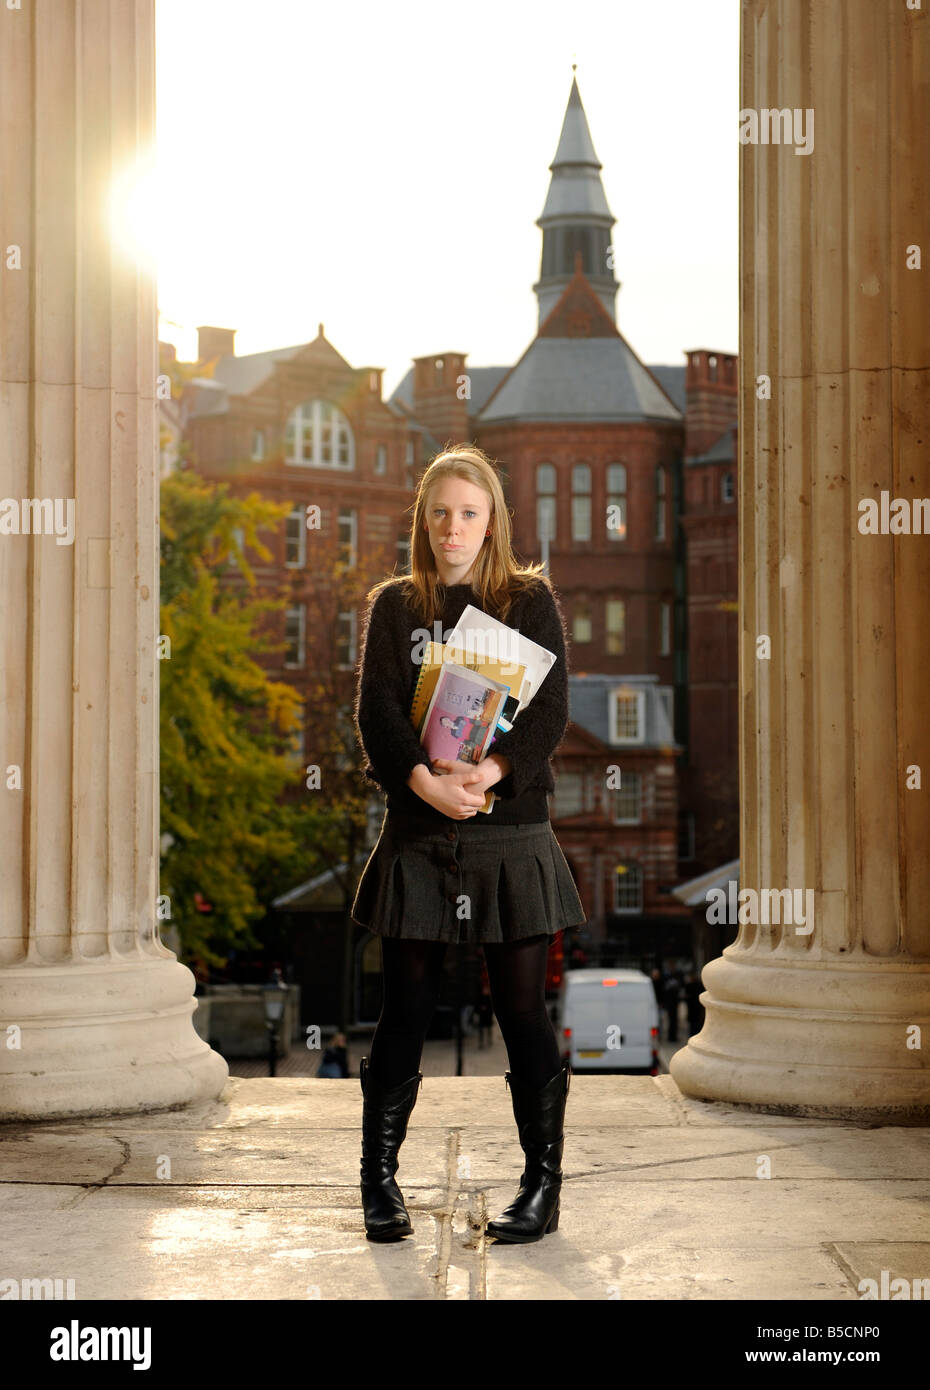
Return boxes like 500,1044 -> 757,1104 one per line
430,755 -> 504,790
424,754 -> 510,818
422,763 -> 488,818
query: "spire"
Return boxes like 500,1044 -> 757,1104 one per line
533,74 -> 619,329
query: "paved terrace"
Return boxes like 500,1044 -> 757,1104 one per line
3,1074 -> 930,1301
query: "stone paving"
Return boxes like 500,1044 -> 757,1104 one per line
2,1068 -> 929,1301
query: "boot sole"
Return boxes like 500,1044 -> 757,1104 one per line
486,1210 -> 560,1243
365,1223 -> 413,1242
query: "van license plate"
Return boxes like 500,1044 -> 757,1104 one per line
578,1050 -> 603,1057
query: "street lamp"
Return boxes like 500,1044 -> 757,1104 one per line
263,977 -> 288,1077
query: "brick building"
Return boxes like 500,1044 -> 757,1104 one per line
389,76 -> 739,954
159,73 -> 740,1011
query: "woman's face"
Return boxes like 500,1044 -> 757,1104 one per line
423,476 -> 492,585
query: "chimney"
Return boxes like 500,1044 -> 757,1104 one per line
196,325 -> 236,362
684,349 -> 738,459
411,352 -> 469,445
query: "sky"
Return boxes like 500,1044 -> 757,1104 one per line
153,0 -> 739,397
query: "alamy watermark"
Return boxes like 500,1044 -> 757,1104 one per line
0,497 -> 75,545
705,880 -> 814,935
739,107 -> 814,156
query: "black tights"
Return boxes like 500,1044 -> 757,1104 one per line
367,935 -> 562,1090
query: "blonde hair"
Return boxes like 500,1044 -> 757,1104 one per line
367,443 -> 549,625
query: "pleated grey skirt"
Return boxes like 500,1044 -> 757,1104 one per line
350,808 -> 587,945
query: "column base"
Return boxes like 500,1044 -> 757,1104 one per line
0,956 -> 229,1121
669,951 -> 930,1123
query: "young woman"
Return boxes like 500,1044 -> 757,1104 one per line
351,443 -> 586,1245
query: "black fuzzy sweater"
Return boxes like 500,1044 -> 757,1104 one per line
353,577 -> 571,825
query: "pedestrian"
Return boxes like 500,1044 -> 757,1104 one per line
351,443 -> 587,1245
317,1030 -> 349,1078
475,990 -> 494,1049
650,967 -> 663,1009
663,972 -> 682,1042
684,972 -> 705,1036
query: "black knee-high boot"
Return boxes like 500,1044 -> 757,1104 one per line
359,1055 -> 422,1241
486,1061 -> 571,1244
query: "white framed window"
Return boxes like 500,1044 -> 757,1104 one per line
655,466 -> 667,540
285,399 -> 355,469
536,463 -> 556,543
375,444 -> 387,475
553,772 -> 585,817
612,771 -> 642,824
614,862 -> 643,913
573,602 -> 592,643
405,440 -> 416,487
338,508 -> 357,569
396,530 -> 411,573
336,608 -> 357,668
606,598 -> 625,655
285,509 -> 306,568
251,429 -> 265,461
722,471 -> 735,503
571,464 -> 591,542
607,463 -> 627,541
659,600 -> 672,656
284,604 -> 306,668
609,688 -> 646,743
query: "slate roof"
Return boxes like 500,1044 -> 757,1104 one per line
566,673 -> 680,749
670,858 -> 741,906
391,359 -> 686,428
388,364 -> 510,418
477,337 -> 682,424
187,329 -> 355,418
646,364 -> 687,413
688,422 -> 737,465
539,75 -> 614,224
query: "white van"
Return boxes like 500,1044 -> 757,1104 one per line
558,968 -> 659,1074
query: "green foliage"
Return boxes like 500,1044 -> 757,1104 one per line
159,469 -> 302,964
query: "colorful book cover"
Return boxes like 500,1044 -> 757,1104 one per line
419,664 -> 511,813
408,606 -> 556,815
410,641 -> 526,736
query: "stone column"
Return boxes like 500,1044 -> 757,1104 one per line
671,0 -> 930,1119
0,0 -> 227,1118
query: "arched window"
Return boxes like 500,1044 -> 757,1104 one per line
536,463 -> 556,543
655,466 -> 667,540
722,471 -> 735,503
607,464 -> 627,540
571,464 -> 591,541
284,399 -> 355,469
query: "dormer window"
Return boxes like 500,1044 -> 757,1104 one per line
609,687 -> 645,743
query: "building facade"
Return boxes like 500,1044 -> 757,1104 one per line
160,74 -> 742,985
